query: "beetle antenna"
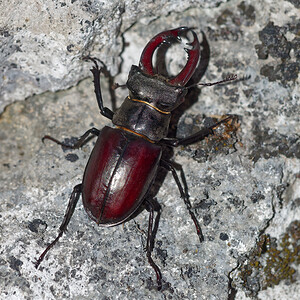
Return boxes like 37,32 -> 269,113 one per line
187,74 -> 238,88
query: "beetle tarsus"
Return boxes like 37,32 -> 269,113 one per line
35,184 -> 82,268
35,231 -> 64,268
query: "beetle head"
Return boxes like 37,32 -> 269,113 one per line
126,27 -> 200,112
139,27 -> 200,87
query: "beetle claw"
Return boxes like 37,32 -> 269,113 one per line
169,30 -> 200,86
139,27 -> 200,86
186,30 -> 198,43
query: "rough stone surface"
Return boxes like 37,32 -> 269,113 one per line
0,0 -> 219,113
0,0 -> 299,299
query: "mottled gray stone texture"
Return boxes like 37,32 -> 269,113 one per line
0,0 -> 299,299
0,0 -> 218,113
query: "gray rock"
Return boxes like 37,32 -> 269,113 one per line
0,0 -> 299,299
0,0 -> 215,112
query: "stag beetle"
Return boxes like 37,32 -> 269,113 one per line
35,27 -> 236,290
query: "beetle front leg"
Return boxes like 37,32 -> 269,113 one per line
160,115 -> 237,147
160,160 -> 204,243
42,127 -> 100,149
35,184 -> 82,268
84,57 -> 114,120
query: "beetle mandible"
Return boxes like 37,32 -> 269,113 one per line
35,27 -> 236,290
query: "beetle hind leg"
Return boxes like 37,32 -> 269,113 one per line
145,198 -> 162,290
35,184 -> 82,268
160,160 -> 204,243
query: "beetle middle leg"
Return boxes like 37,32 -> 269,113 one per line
35,184 -> 82,268
160,115 -> 237,147
42,127 -> 100,149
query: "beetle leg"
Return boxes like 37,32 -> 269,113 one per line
42,127 -> 100,149
35,184 -> 82,268
83,57 -> 114,120
145,198 -> 161,253
160,160 -> 204,243
160,115 -> 237,147
145,198 -> 162,290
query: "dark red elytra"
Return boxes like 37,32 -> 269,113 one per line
82,126 -> 161,225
